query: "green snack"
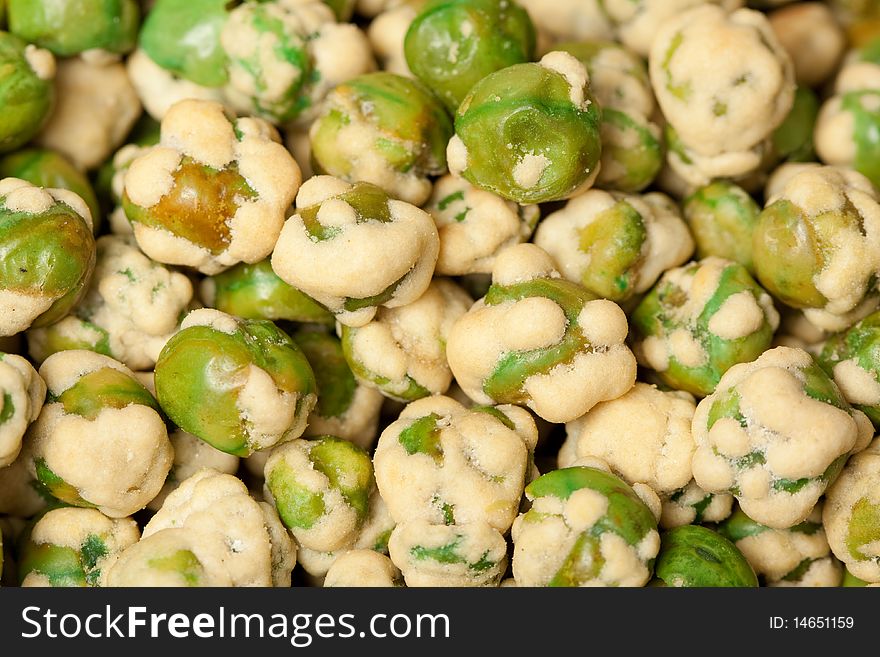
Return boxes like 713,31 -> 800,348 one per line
684,181 -> 761,273
154,309 -> 317,457
652,524 -> 758,587
772,85 -> 819,163
0,31 -> 55,154
309,72 -> 452,205
0,178 -> 95,336
823,437 -> 880,583
448,51 -> 602,204
27,350 -> 173,517
0,352 -> 45,468
322,0 -> 356,21
7,0 -> 139,57
202,260 -> 334,325
104,529 -> 222,587
446,243 -> 637,424
752,165 -> 880,331
404,0 -> 536,112
632,257 -> 780,396
819,309 -> 880,427
717,505 -> 842,587
139,0 -> 230,87
660,481 -> 734,529
511,466 -> 660,587
388,520 -> 508,587
18,507 -> 139,587
842,568 -> 870,587
0,148 -> 100,233
265,435 -> 375,553
533,189 -> 692,303
692,345 -> 874,529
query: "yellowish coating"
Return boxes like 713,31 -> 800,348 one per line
26,350 -> 173,518
367,3 -> 418,77
559,383 -> 697,495
126,49 -> 225,121
518,0 -> 612,46
692,346 -> 874,528
324,549 -> 401,587
0,354 -> 45,468
374,395 -> 536,531
823,438 -> 880,582
768,2 -> 846,88
36,56 -> 142,171
660,480 -> 734,529
142,468 -> 296,587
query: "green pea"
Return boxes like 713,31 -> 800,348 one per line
0,148 -> 101,232
321,0 -> 356,21
597,108 -> 663,193
27,316 -> 112,365
772,86 -> 819,163
139,0 -> 230,87
0,187 -> 96,333
404,0 -> 535,112
842,568 -> 870,587
684,181 -> 760,273
653,525 -> 758,587
205,260 -> 333,325
154,315 -> 316,456
8,0 -> 139,57
55,366 -> 160,422
0,31 -> 55,154
819,309 -> 880,426
840,89 -> 880,189
451,58 -> 602,203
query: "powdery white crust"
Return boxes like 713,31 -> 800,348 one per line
22,508 -> 140,587
0,452 -> 47,517
31,235 -> 192,370
36,56 -> 141,171
559,383 -> 696,494
823,438 -> 880,582
126,49 -> 225,121
579,42 -> 655,118
734,504 -> 840,586
143,469 -> 296,587
768,3 -> 845,88
324,549 -> 401,587
427,176 -> 539,276
263,439 -> 366,552
124,99 -> 302,275
538,51 -> 592,110
517,0 -> 612,45
511,482 -> 660,587
344,279 -> 472,400
0,354 -> 46,467
605,0 -> 744,57
660,480 -> 734,529
388,520 -> 507,587
147,429 -> 241,512
692,346 -> 874,529
649,6 -> 794,184
534,190 -> 693,299
303,382 -> 384,451
771,166 -> 880,328
445,244 -> 637,423
271,176 -> 440,327
23,44 -> 56,81
374,395 -> 537,532
367,3 -> 418,77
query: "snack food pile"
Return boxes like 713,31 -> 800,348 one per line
2,0 -> 880,588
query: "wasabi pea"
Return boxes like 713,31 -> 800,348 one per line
652,524 -> 758,587
448,51 -> 602,204
310,72 -> 451,205
0,353 -> 45,468
18,508 -> 139,587
154,309 -> 317,457
692,346 -> 874,528
265,435 -> 375,553
0,178 -> 95,336
512,467 -> 660,587
404,0 -> 536,112
683,181 -> 760,273
632,257 -> 780,396
446,244 -> 637,424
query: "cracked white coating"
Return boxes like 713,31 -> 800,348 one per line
0,354 -> 45,468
